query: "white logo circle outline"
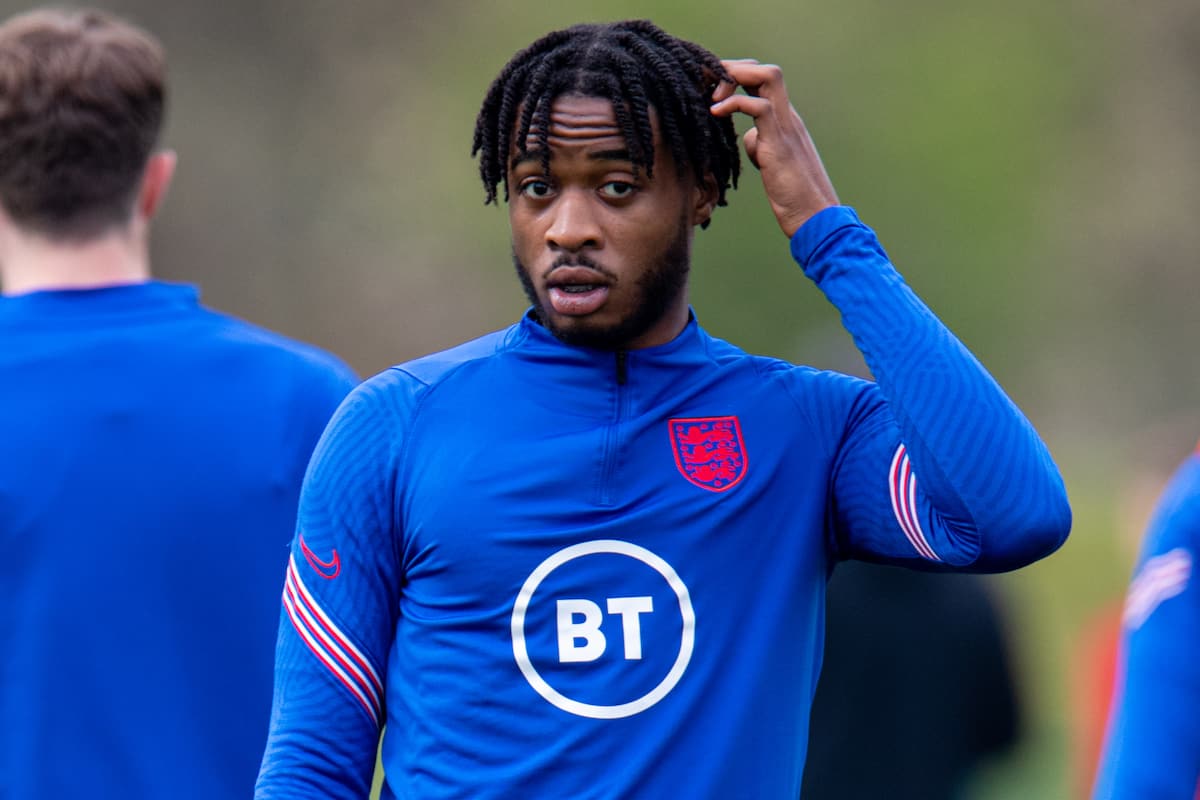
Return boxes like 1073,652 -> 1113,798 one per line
510,539 -> 695,719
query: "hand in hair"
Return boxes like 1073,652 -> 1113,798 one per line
710,59 -> 839,237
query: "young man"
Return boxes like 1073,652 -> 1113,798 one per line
0,9 -> 357,800
1094,444 -> 1200,799
256,20 -> 1071,799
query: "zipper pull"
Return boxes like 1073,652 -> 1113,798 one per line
615,351 -> 628,386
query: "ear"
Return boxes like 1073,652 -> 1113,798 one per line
136,150 -> 177,221
691,173 -> 719,229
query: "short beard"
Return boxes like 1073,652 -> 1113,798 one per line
512,216 -> 691,351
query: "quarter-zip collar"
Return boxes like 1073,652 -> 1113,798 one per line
508,308 -> 715,419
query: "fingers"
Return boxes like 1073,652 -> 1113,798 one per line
709,93 -> 770,119
718,59 -> 786,99
742,127 -> 760,169
710,58 -> 757,103
708,58 -> 837,236
710,59 -> 792,125
710,79 -> 737,104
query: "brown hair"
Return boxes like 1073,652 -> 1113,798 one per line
0,8 -> 165,240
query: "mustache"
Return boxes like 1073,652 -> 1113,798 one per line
548,254 -> 610,275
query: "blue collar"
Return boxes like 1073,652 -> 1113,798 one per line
0,281 -> 200,327
505,308 -> 720,418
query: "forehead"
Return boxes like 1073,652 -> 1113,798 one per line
516,94 -> 655,154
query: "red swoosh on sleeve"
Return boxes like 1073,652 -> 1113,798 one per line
299,533 -> 341,579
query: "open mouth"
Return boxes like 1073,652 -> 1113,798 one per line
547,284 -> 610,315
546,266 -> 611,316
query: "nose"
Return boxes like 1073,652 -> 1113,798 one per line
545,189 -> 601,252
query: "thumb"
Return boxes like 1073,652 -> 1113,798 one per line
742,128 -> 761,170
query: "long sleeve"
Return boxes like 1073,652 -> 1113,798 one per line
791,206 -> 1071,571
255,370 -> 417,798
1093,454 -> 1200,799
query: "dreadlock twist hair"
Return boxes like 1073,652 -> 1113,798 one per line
472,20 -> 740,228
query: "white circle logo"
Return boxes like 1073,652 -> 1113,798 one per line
510,539 -> 695,719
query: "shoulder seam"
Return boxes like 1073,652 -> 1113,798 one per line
387,329 -> 522,539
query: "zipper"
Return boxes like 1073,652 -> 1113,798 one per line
596,351 -> 629,506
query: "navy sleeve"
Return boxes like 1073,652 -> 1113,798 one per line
255,369 -> 418,798
1094,453 -> 1200,799
792,207 -> 1070,571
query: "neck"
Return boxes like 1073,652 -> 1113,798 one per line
0,224 -> 151,296
623,299 -> 690,350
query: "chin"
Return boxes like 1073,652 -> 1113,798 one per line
543,313 -> 626,350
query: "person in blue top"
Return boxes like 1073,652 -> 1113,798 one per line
1094,444 -> 1200,799
255,20 -> 1071,799
0,9 -> 358,800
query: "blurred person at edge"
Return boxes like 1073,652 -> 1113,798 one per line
254,20 -> 1071,800
0,9 -> 358,800
1094,441 -> 1200,799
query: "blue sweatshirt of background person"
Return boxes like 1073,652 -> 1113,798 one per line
0,281 -> 357,800
1094,448 -> 1200,799
255,207 -> 1071,799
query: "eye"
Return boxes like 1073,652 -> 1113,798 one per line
599,181 -> 636,200
519,179 -> 553,200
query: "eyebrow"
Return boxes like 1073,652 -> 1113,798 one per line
510,148 -> 634,171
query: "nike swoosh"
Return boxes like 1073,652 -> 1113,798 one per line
299,533 -> 341,579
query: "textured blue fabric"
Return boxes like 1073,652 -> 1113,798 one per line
256,208 -> 1070,799
0,281 -> 357,800
1094,451 -> 1200,799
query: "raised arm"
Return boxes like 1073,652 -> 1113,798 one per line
713,60 -> 1070,570
255,373 -> 412,798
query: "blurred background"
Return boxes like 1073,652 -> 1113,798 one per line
4,0 -> 1197,796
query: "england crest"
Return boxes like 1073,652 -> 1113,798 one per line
669,416 -> 747,492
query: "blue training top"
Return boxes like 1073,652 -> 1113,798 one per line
0,281 -> 357,800
1095,448 -> 1200,799
255,207 -> 1071,799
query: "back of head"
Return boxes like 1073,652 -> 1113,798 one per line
472,20 -> 741,227
0,8 -> 164,241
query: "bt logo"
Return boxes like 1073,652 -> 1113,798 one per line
511,540 -> 695,719
556,595 -> 654,662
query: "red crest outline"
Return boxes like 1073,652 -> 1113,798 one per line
668,416 -> 748,492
